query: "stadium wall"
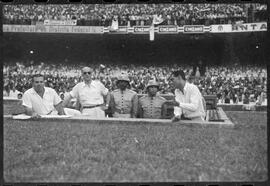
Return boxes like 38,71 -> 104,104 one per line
2,31 -> 267,66
4,96 -> 266,116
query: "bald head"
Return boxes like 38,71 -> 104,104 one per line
82,67 -> 93,73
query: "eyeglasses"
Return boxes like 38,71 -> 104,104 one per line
34,81 -> 44,83
83,72 -> 91,75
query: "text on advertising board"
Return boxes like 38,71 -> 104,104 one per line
134,26 -> 150,33
210,24 -> 232,33
232,22 -> 267,32
118,26 -> 128,32
184,25 -> 204,33
158,26 -> 178,33
48,26 -> 71,33
72,26 -> 103,33
3,25 -> 35,32
44,19 -> 77,26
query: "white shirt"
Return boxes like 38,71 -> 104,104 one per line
9,89 -> 20,98
262,99 -> 267,106
70,80 -> 108,107
174,82 -> 206,119
22,87 -> 62,115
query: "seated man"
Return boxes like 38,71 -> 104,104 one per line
138,79 -> 166,119
22,74 -> 66,118
9,85 -> 21,98
109,73 -> 138,118
63,67 -> 110,118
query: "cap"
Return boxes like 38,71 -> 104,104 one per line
146,79 -> 159,90
117,73 -> 130,83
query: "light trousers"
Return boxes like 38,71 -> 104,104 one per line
81,107 -> 105,118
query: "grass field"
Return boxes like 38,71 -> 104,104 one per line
4,111 -> 267,182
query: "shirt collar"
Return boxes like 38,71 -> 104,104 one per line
176,82 -> 188,94
148,94 -> 157,99
183,82 -> 188,92
120,89 -> 127,93
31,87 -> 48,94
83,81 -> 92,87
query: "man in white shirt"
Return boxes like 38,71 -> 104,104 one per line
63,66 -> 110,118
22,74 -> 65,118
9,85 -> 20,98
169,70 -> 206,122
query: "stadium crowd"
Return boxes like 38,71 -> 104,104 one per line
3,62 -> 267,106
3,4 -> 267,26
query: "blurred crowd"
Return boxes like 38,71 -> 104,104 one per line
3,62 -> 267,106
3,4 -> 267,26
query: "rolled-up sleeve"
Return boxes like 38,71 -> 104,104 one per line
99,82 -> 108,96
22,92 -> 32,108
70,84 -> 78,98
53,89 -> 62,106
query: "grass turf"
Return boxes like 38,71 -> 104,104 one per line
4,111 -> 267,182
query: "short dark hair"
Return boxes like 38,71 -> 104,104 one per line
32,74 -> 44,82
171,70 -> 186,80
32,74 -> 44,79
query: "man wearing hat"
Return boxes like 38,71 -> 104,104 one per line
109,73 -> 138,118
138,79 -> 167,119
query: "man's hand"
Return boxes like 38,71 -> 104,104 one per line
172,100 -> 180,107
100,104 -> 109,111
171,115 -> 181,122
58,110 -> 65,115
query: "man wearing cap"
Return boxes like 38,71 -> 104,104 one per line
9,84 -> 21,99
62,66 -> 110,118
170,70 -> 206,122
138,79 -> 167,119
109,73 -> 138,118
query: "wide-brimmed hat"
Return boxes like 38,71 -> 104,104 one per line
146,79 -> 159,90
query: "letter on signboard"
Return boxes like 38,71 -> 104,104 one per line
260,23 -> 267,30
240,25 -> 248,30
250,24 -> 257,30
